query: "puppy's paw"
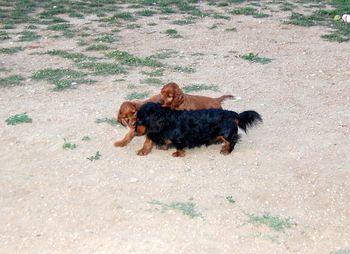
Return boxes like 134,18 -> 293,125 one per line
220,148 -> 230,155
114,140 -> 127,147
172,150 -> 185,157
159,144 -> 168,150
137,148 -> 151,156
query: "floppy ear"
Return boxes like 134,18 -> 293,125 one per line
171,86 -> 184,109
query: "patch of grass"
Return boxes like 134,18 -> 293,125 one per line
32,68 -> 86,81
330,247 -> 350,254
141,68 -> 165,77
137,9 -> 157,16
173,66 -> 196,73
95,117 -> 118,126
183,83 -> 219,93
149,200 -> 202,218
6,112 -> 32,125
165,29 -> 182,38
212,13 -> 231,20
25,25 -> 37,29
285,12 -> 319,27
280,2 -> 297,11
226,196 -> 235,203
172,16 -> 197,25
46,50 -> 94,63
150,49 -> 178,59
78,62 -> 128,75
32,68 -> 93,90
85,43 -> 109,51
0,75 -> 25,87
18,31 -> 40,41
125,91 -> 150,100
87,151 -> 101,161
95,33 -> 117,43
47,23 -> 71,31
106,50 -> 163,67
231,7 -> 257,15
147,22 -> 157,26
0,31 -> 10,40
82,136 -> 91,141
141,78 -> 163,87
225,27 -> 237,32
209,23 -> 219,29
230,6 -> 269,18
0,47 -> 23,54
241,52 -> 272,64
246,213 -> 296,232
125,23 -> 142,29
63,139 -> 77,150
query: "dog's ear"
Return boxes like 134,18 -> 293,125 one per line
171,86 -> 184,109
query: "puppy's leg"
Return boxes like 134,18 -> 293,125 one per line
137,137 -> 153,156
159,139 -> 172,150
217,136 -> 231,155
172,149 -> 186,157
114,128 -> 135,147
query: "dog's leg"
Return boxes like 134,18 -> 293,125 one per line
172,149 -> 186,157
137,137 -> 153,156
159,139 -> 172,150
114,128 -> 135,147
217,136 -> 231,155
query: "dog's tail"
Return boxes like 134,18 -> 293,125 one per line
216,94 -> 240,103
236,110 -> 262,133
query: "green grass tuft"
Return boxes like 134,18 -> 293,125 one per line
241,52 -> 272,64
0,75 -> 25,87
6,112 -> 32,125
141,77 -> 163,87
107,50 -> 163,67
150,200 -> 202,218
226,196 -> 235,203
78,62 -> 128,75
87,151 -> 101,161
125,91 -> 150,100
46,49 -> 94,63
173,66 -> 196,73
183,83 -> 219,93
0,30 -> 10,40
330,247 -> 350,254
63,139 -> 77,150
246,213 -> 296,232
18,31 -> 41,41
95,117 -> 118,126
85,43 -> 109,51
165,29 -> 182,38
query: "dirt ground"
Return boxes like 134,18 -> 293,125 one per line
1,1 -> 350,253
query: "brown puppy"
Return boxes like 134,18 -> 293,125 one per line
160,82 -> 235,110
114,94 -> 160,147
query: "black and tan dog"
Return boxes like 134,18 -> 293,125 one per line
135,102 -> 262,157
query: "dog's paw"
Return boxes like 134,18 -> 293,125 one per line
172,150 -> 185,157
159,145 -> 168,150
137,148 -> 150,156
220,149 -> 230,155
114,140 -> 127,147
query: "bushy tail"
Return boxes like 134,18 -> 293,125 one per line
217,94 -> 239,103
237,110 -> 262,133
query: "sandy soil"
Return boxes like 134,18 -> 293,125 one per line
0,2 -> 349,253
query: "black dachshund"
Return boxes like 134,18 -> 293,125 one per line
135,102 -> 262,157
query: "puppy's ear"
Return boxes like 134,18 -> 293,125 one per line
171,86 -> 184,109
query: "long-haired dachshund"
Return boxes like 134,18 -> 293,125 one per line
160,82 -> 237,110
135,103 -> 262,157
